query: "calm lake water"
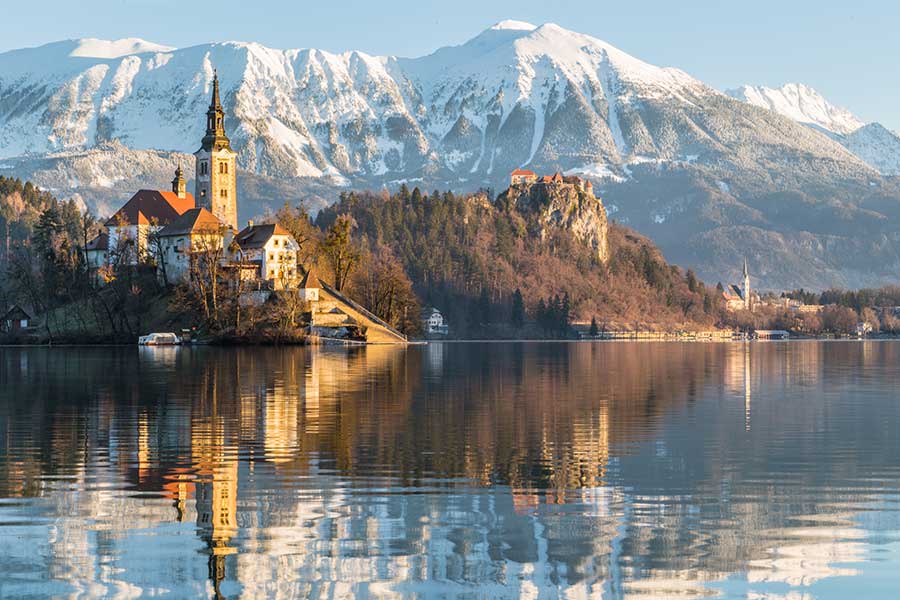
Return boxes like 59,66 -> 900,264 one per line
1,341 -> 899,599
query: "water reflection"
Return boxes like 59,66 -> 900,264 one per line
1,342 -> 900,598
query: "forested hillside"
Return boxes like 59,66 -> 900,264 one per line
315,186 -> 724,335
0,177 -> 88,310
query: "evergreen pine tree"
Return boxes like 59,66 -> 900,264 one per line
511,288 -> 525,329
536,298 -> 548,334
477,288 -> 491,327
589,316 -> 599,337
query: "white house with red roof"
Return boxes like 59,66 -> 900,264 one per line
510,169 -> 538,186
232,222 -> 300,288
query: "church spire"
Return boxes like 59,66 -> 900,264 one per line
194,65 -> 239,231
742,257 -> 751,311
171,160 -> 186,198
210,69 -> 222,111
201,70 -> 231,152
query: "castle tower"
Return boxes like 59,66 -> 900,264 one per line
742,258 -> 751,311
194,71 -> 238,230
171,162 -> 187,199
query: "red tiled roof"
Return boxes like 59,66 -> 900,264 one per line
158,208 -> 224,237
234,223 -> 292,249
510,169 -> 537,177
105,190 -> 195,227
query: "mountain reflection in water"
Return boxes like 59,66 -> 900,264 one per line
1,342 -> 900,599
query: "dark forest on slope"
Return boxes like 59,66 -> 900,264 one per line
315,186 -> 724,335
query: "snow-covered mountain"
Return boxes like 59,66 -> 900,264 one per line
726,82 -> 900,177
0,24 -> 872,187
2,23 -> 900,289
725,83 -> 865,136
843,123 -> 900,176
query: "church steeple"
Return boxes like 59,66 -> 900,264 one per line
194,68 -> 239,230
742,258 -> 751,311
171,161 -> 186,198
200,71 -> 232,153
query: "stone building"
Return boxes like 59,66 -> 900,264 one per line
194,72 -> 238,231
510,169 -> 538,186
156,207 -> 230,284
232,223 -> 299,288
421,307 -> 449,336
298,267 -> 407,343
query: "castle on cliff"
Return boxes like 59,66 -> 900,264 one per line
505,168 -> 609,263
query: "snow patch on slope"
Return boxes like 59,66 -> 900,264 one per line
70,38 -> 175,59
490,20 -> 538,31
564,163 -> 625,182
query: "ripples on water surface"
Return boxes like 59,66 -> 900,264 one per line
1,341 -> 900,598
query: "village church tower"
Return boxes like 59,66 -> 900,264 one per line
742,258 -> 752,311
194,72 -> 238,230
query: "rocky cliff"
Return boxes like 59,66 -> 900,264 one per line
498,180 -> 609,263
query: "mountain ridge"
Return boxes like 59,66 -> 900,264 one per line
2,24 -> 900,290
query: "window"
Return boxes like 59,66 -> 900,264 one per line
200,161 -> 208,175
268,253 -> 274,261
200,189 -> 206,197
219,188 -> 228,198
273,239 -> 279,247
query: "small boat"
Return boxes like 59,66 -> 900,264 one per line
138,332 -> 181,346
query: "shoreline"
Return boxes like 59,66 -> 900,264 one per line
3,335 -> 900,349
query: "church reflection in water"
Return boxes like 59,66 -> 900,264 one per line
1,341 -> 900,598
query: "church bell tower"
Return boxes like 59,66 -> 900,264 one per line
171,161 -> 187,198
194,71 -> 238,230
742,258 -> 751,311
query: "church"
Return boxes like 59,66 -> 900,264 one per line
722,259 -> 757,312
83,71 -> 407,343
86,72 -> 298,288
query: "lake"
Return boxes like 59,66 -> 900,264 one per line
1,341 -> 899,599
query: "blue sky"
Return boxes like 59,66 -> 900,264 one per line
4,0 -> 899,128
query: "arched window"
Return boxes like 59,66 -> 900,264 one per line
219,162 -> 228,175
219,188 -> 228,198
200,161 -> 208,175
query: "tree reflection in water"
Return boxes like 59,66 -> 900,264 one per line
1,341 -> 900,598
